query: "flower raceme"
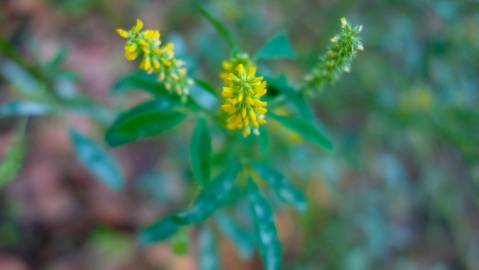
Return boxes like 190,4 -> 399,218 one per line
220,58 -> 268,137
116,19 -> 192,99
303,17 -> 363,93
219,53 -> 253,81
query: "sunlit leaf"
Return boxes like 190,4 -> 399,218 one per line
256,32 -> 296,60
0,120 -> 27,188
198,226 -> 219,270
270,113 -> 334,152
69,128 -> 123,190
137,215 -> 180,245
191,117 -> 212,185
251,162 -> 307,212
174,163 -> 241,224
248,180 -> 282,270
105,99 -> 187,147
0,100 -> 55,116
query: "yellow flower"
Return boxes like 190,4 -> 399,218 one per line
116,19 -> 191,99
221,62 -> 267,137
219,53 -> 253,80
116,18 -> 143,39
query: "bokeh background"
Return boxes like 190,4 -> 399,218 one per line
1,0 -> 479,269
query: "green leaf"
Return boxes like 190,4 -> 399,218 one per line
113,72 -> 200,111
190,118 -> 212,185
258,125 -> 270,156
0,120 -> 27,188
105,99 -> 187,147
248,180 -> 282,270
47,46 -> 69,68
69,128 -> 123,190
197,5 -> 237,52
193,78 -> 218,97
137,215 -> 180,245
112,71 -> 167,96
216,212 -> 254,259
189,83 -> 220,111
270,113 -> 334,152
174,163 -> 241,224
0,100 -> 55,116
169,229 -> 190,255
198,226 -> 219,270
266,74 -> 314,121
256,33 -> 296,60
251,162 -> 307,212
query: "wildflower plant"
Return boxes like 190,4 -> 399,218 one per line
0,9 -> 362,270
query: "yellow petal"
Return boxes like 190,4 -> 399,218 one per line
164,43 -> 174,51
223,61 -> 232,70
237,93 -> 244,103
222,87 -> 233,97
247,65 -> 257,77
116,28 -> 129,38
237,64 -> 244,74
144,30 -> 160,40
133,18 -> 144,33
221,104 -> 236,113
256,107 -> 267,115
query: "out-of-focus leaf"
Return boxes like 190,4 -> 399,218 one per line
169,229 -> 189,255
0,62 -> 50,100
266,74 -> 314,121
105,99 -> 187,147
251,162 -> 307,212
197,5 -> 237,52
0,100 -> 55,116
69,128 -> 123,190
112,71 -> 166,95
248,180 -> 282,270
258,125 -> 270,155
189,83 -> 220,111
47,46 -> 68,68
0,120 -> 27,188
193,78 -> 218,97
256,33 -> 296,60
137,215 -> 180,245
89,227 -> 131,260
198,226 -> 219,270
270,113 -> 334,152
216,212 -> 254,259
191,117 -> 212,185
174,163 -> 241,224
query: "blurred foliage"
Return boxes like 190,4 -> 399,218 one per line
1,0 -> 479,269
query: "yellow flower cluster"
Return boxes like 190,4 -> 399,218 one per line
116,19 -> 192,99
219,53 -> 253,80
220,55 -> 267,137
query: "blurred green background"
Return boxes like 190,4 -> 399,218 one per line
1,0 -> 479,269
